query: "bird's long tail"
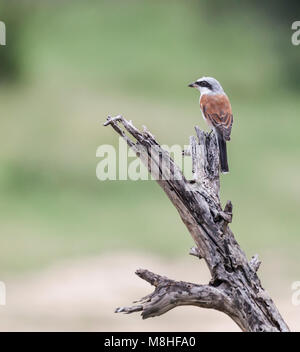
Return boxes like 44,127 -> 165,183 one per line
217,133 -> 229,173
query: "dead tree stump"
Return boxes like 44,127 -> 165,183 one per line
103,115 -> 289,332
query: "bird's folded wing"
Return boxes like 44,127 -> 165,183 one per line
200,94 -> 233,141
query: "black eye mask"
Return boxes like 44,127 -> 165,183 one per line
196,81 -> 213,90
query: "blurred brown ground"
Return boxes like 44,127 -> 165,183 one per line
0,252 -> 298,332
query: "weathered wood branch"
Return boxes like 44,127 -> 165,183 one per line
115,269 -> 232,319
104,115 -> 289,332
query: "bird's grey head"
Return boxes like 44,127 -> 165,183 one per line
188,76 -> 224,95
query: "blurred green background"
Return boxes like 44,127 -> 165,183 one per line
0,0 -> 300,271
0,0 -> 299,330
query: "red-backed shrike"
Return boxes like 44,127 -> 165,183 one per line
188,76 -> 233,173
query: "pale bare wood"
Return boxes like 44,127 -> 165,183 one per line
104,115 -> 289,332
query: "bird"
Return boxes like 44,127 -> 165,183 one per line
188,76 -> 233,173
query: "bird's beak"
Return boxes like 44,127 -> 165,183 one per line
188,82 -> 197,88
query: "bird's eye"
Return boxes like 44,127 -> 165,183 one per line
198,81 -> 212,90
196,80 -> 208,87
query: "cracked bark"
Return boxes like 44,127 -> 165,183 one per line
103,115 -> 289,332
